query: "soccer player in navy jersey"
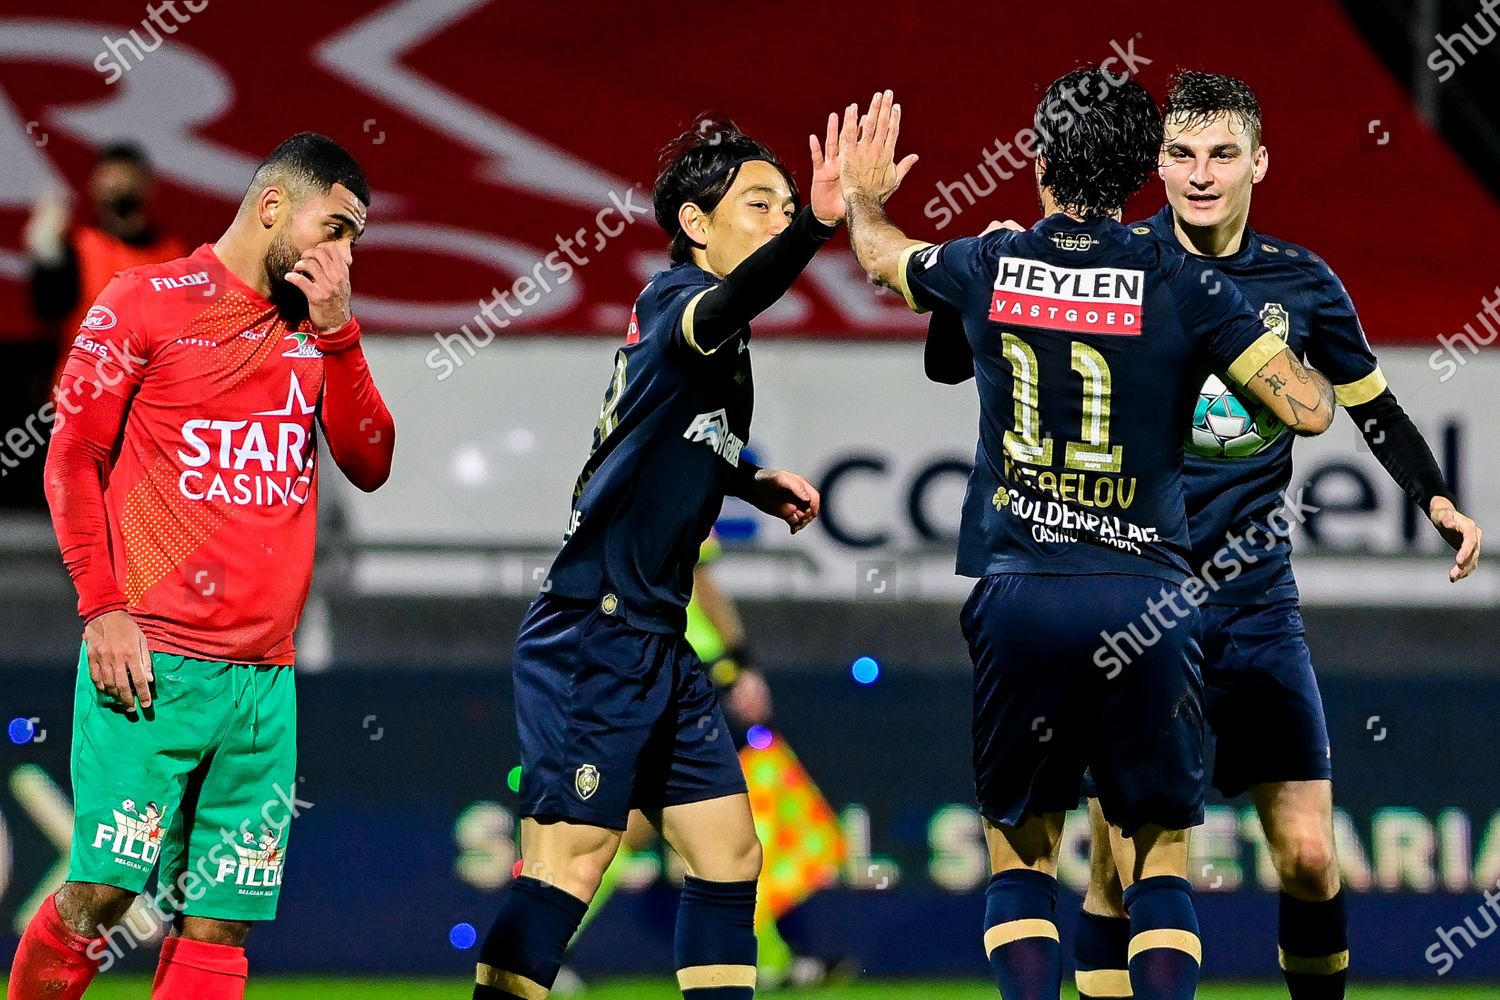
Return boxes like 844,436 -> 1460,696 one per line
1050,72 -> 1483,1000
472,111 -> 902,1000
838,81 -> 1335,1000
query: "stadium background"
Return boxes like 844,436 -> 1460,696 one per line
2,0 -> 1499,993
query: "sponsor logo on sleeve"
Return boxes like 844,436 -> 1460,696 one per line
82,305 -> 117,331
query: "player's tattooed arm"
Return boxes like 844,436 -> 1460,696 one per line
1244,347 -> 1335,435
838,90 -> 921,292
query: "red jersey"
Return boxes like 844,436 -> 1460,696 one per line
56,244 -> 368,664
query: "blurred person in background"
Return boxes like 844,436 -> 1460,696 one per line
24,142 -> 187,385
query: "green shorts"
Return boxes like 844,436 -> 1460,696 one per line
68,644 -> 298,922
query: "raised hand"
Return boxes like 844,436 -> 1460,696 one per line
284,241 -> 354,333
838,90 -> 920,206
809,108 -> 850,226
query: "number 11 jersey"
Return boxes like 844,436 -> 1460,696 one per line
899,213 -> 1280,585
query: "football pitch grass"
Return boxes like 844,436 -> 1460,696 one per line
23,978 -> 1492,998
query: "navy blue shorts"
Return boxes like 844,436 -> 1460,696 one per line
1201,599 -> 1332,797
963,573 -> 1206,838
511,594 -> 747,830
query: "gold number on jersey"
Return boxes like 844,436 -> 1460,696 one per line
1001,335 -> 1123,472
1063,342 -> 1124,473
1001,333 -> 1054,466
595,350 -> 629,445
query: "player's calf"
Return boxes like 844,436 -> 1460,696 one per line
6,883 -> 134,1000
474,818 -> 618,1000
152,923 -> 251,1000
1254,781 -> 1348,999
1110,825 -> 1201,1000
1077,798 -> 1132,999
981,815 -> 1064,1000
658,795 -> 762,998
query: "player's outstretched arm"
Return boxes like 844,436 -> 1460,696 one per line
681,114 -> 849,355
840,91 -> 922,292
1237,347 -> 1335,435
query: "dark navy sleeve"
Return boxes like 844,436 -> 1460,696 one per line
898,235 -> 994,314
1302,262 -> 1386,407
677,207 -> 838,356
1168,253 -> 1285,386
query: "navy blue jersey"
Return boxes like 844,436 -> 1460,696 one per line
1130,207 -> 1384,605
900,213 -> 1283,585
545,263 -> 754,632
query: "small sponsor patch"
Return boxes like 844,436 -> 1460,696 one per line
83,305 -> 117,331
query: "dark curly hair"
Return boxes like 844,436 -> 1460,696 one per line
653,114 -> 798,265
1164,70 -> 1262,147
1033,68 -> 1162,219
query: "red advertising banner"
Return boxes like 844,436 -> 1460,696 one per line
1,0 -> 1495,344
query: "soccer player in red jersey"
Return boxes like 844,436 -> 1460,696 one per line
8,133 -> 394,1000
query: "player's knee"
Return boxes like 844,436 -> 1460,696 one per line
176,917 -> 252,947
55,881 -> 137,935
686,828 -> 761,883
1275,832 -> 1338,899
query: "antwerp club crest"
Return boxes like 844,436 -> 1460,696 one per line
574,764 -> 601,801
92,799 -> 167,868
281,331 -> 323,358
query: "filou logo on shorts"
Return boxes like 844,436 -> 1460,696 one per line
216,827 -> 286,893
990,257 -> 1143,335
92,799 -> 167,870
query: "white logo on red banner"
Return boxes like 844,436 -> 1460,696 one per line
990,257 -> 1143,335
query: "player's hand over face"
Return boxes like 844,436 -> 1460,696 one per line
1430,497 -> 1482,582
284,241 -> 354,333
837,90 -> 919,205
83,609 -> 154,711
749,469 -> 820,535
724,668 -> 773,727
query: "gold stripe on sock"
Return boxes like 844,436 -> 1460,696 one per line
1128,929 -> 1202,963
1279,947 -> 1350,975
676,964 -> 758,990
1075,967 -> 1134,996
475,963 -> 549,1000
983,917 -> 1060,955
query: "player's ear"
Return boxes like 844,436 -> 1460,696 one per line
257,186 -> 286,230
1252,145 -> 1269,185
678,201 -> 710,249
